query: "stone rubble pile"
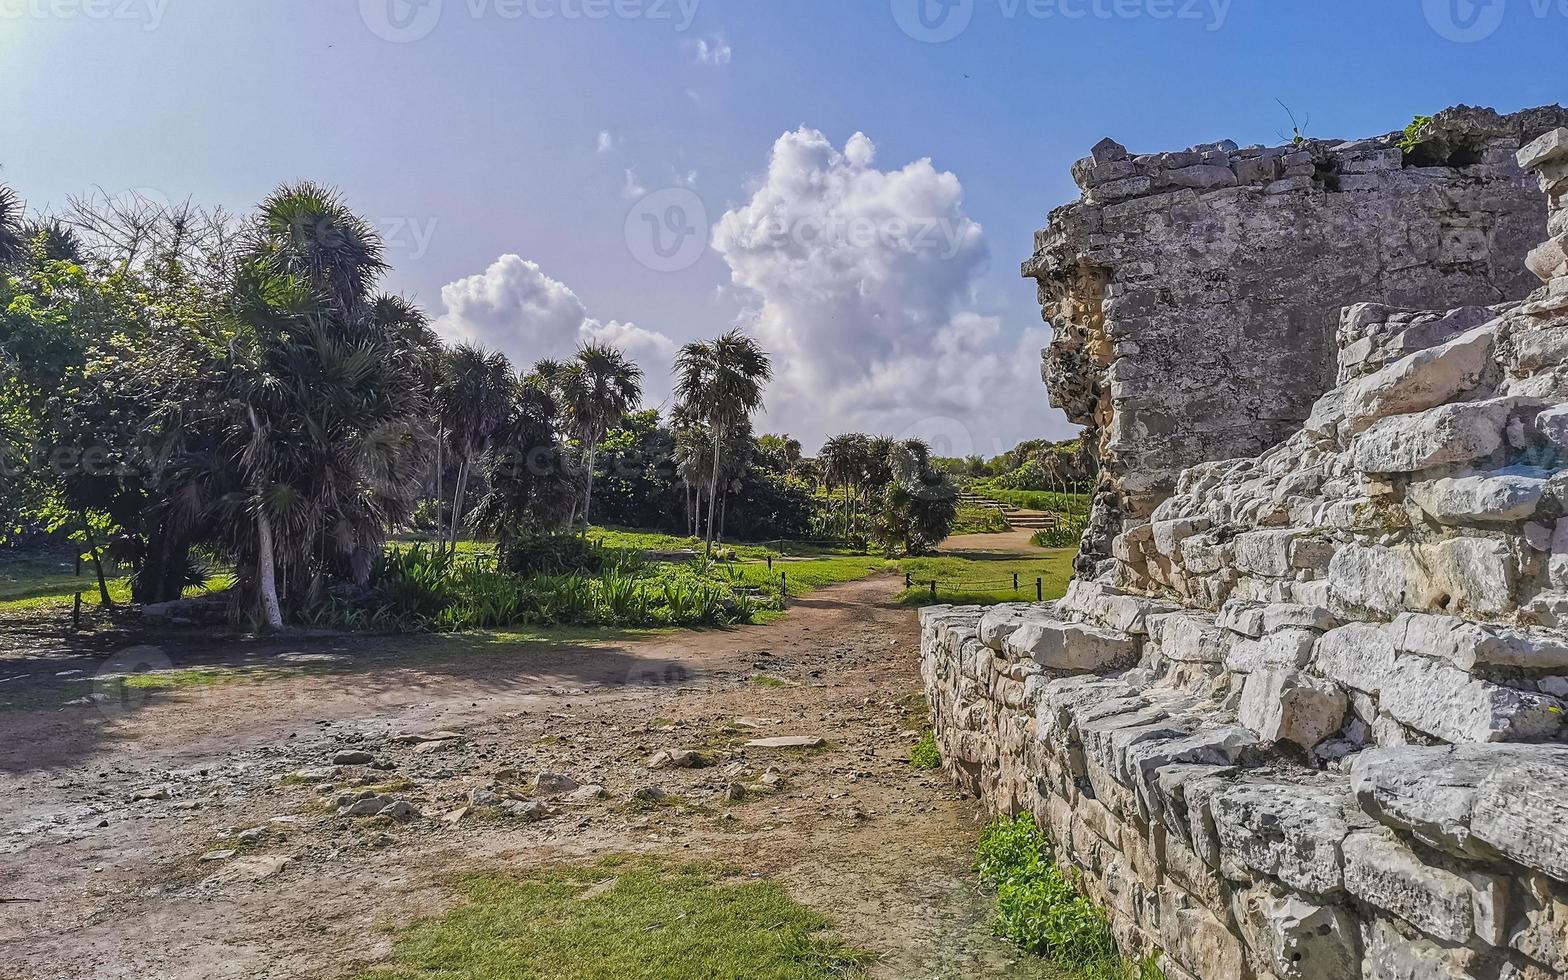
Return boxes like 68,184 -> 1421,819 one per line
926,127 -> 1568,979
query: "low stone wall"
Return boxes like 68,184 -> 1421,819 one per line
923,129 -> 1568,979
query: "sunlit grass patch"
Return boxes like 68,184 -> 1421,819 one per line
351,858 -> 868,980
895,551 -> 1075,607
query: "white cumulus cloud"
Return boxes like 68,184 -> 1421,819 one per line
596,130 -> 616,155
433,255 -> 676,406
711,127 -> 1057,455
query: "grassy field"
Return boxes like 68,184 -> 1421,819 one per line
968,485 -> 1091,515
0,528 -> 1074,625
352,858 -> 868,980
897,552 -> 1075,606
951,506 -> 1010,535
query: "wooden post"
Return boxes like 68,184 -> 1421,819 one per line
1013,572 -> 1019,591
72,592 -> 82,630
781,571 -> 788,597
929,580 -> 937,601
767,555 -> 773,571
1036,578 -> 1043,601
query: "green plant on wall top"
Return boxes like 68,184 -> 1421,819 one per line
1398,115 -> 1434,153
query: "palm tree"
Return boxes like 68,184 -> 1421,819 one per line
435,344 -> 516,555
819,434 -> 859,544
557,343 -> 643,533
0,186 -> 28,268
673,330 -> 772,557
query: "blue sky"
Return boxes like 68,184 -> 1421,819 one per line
1,0 -> 1563,453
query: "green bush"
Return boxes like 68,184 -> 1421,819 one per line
909,731 -> 941,770
977,814 -> 1160,979
1031,513 -> 1089,550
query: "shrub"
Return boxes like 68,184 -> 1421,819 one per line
976,814 -> 1157,978
1031,513 -> 1089,550
498,532 -> 604,577
909,731 -> 941,770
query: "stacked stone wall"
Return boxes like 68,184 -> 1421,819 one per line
1024,105 -> 1568,572
926,127 -> 1568,980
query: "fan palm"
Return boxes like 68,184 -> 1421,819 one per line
0,186 -> 27,268
556,342 -> 643,533
673,330 -> 772,557
434,344 -> 516,554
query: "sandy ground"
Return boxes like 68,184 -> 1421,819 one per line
0,575 -> 1062,980
938,529 -> 1048,555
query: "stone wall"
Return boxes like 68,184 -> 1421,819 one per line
1023,105 -> 1568,572
927,129 -> 1568,979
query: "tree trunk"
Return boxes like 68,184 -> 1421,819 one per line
580,440 -> 597,537
448,455 -> 472,556
434,428 -> 445,510
719,490 -> 727,543
704,430 -> 722,558
80,512 -> 113,607
256,507 -> 283,631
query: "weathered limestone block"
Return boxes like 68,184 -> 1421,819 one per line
1511,875 -> 1568,976
1148,611 -> 1228,664
1360,916 -> 1486,980
1058,580 -> 1179,635
1329,544 -> 1412,618
1313,622 -> 1399,695
1412,536 -> 1519,618
1352,745 -> 1568,878
1407,467 -> 1549,524
1343,830 -> 1508,945
977,603 -> 1034,652
1210,781 -> 1351,895
1005,617 -> 1141,672
1343,321 -> 1499,432
1379,655 -> 1563,744
1350,398 -> 1515,474
1226,627 -> 1319,673
1159,888 -> 1249,980
1233,528 -> 1303,578
1390,613 -> 1568,672
1232,882 -> 1360,980
1519,128 -> 1568,170
1239,668 -> 1348,749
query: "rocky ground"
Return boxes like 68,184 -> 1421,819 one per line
0,575 -> 1062,980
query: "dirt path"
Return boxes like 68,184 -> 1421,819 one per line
0,576 -> 1058,980
938,529 -> 1048,555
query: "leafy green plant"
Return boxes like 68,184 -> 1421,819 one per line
976,814 -> 1159,979
909,731 -> 941,770
1031,514 -> 1089,549
1398,115 -> 1434,153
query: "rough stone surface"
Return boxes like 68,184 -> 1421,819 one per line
1023,106 -> 1566,568
923,118 -> 1568,980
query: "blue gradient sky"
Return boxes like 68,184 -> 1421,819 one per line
1,0 -> 1562,451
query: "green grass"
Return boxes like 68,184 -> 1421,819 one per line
977,815 -> 1163,980
895,552 -> 1075,607
951,506 -> 1011,535
909,731 -> 941,770
969,485 -> 1091,515
0,550 -> 233,614
588,527 -> 859,560
351,858 -> 869,980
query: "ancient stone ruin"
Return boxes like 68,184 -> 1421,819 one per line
924,114 -> 1568,979
1023,105 -> 1568,573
